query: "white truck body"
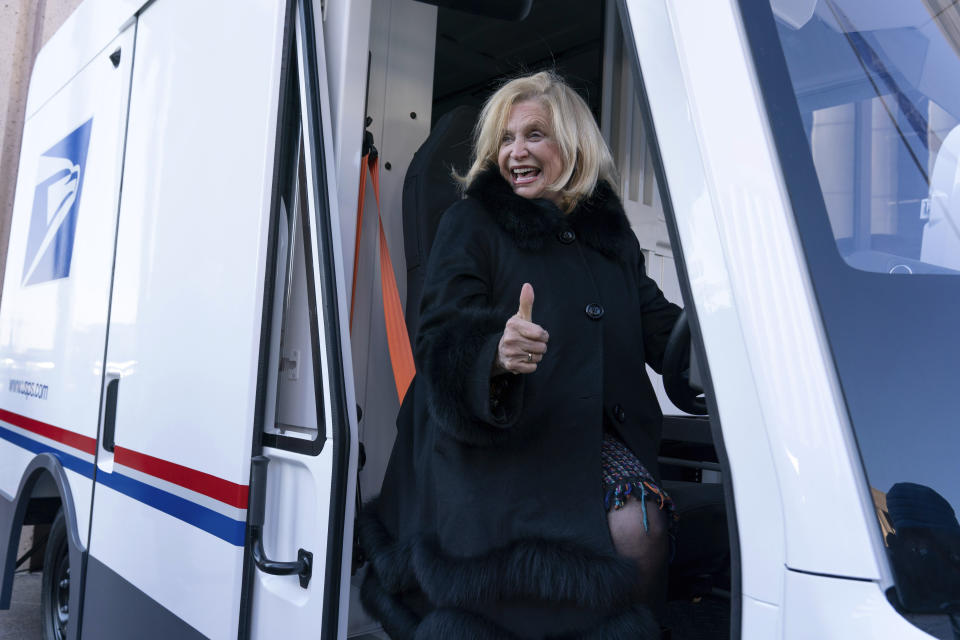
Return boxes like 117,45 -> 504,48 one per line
0,0 -> 953,638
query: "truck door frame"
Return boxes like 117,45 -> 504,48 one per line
614,0 -> 753,637
239,0 -> 358,637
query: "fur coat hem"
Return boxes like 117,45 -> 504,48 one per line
358,499 -> 659,639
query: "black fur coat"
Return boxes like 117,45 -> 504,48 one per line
360,168 -> 681,639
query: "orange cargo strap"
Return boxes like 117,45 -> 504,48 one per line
350,153 -> 415,402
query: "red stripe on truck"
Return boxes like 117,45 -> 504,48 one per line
114,446 -> 249,509
0,407 -> 97,455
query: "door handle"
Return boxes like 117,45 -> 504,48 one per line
101,374 -> 120,452
248,456 -> 312,588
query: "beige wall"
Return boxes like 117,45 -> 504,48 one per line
0,0 -> 84,294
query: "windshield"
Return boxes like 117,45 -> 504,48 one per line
749,0 -> 960,619
774,0 -> 960,275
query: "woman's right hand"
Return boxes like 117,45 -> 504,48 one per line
495,283 -> 550,375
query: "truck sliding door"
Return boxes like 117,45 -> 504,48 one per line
243,1 -> 358,638
82,2 -> 289,638
0,21 -> 136,640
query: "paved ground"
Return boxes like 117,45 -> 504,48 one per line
0,570 -> 727,640
0,571 -> 41,640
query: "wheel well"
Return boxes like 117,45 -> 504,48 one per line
24,471 -> 62,526
2,456 -> 75,610
15,472 -> 64,570
24,496 -> 61,527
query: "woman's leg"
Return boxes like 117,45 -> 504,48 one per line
608,495 -> 669,614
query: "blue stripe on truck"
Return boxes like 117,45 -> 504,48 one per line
1,424 -> 246,546
97,471 -> 247,546
0,424 -> 95,478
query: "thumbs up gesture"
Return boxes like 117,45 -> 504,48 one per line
495,283 -> 550,375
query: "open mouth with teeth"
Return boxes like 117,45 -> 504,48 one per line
511,166 -> 542,185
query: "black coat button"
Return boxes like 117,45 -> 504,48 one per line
558,229 -> 576,244
585,303 -> 604,319
613,404 -> 626,423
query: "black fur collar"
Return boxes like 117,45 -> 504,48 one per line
464,167 -> 632,259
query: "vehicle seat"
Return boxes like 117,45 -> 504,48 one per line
662,480 -> 730,597
401,105 -> 477,343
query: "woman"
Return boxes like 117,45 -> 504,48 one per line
360,71 -> 681,639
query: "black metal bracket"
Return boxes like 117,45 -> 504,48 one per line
296,549 -> 313,588
362,129 -> 378,159
250,527 -> 312,588
14,534 -> 49,569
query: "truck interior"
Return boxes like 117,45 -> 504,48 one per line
259,1 -> 734,638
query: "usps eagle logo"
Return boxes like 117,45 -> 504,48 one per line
22,118 -> 93,286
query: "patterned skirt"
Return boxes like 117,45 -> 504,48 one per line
601,431 -> 677,533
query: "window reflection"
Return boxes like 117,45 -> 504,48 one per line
771,0 -> 960,618
779,0 -> 960,274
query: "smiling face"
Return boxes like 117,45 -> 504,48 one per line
497,100 -> 566,205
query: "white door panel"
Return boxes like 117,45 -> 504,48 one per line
621,0 -> 788,608
783,571 -> 932,639
85,1 -> 288,637
249,1 -> 358,638
250,447 -> 334,637
0,25 -> 135,542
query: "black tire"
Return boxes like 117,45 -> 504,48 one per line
41,508 -> 70,640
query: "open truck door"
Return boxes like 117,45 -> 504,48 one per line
244,1 -> 359,638
80,0 -> 356,638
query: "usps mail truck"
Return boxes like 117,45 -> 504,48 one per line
0,0 -> 957,638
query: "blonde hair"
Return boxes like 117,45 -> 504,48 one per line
459,71 -> 617,212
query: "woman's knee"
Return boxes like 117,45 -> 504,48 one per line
607,496 -> 669,559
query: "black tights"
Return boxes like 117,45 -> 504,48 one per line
608,495 -> 669,617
